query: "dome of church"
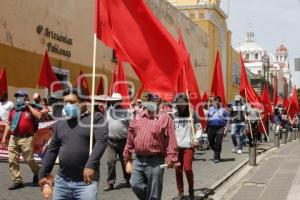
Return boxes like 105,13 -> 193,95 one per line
276,44 -> 288,52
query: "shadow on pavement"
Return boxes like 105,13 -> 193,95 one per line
220,158 -> 235,162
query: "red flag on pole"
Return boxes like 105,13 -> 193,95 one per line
96,77 -> 104,95
283,96 -> 289,110
202,91 -> 209,103
95,0 -> 185,100
287,86 -> 299,117
177,28 -> 206,128
76,71 -> 91,97
239,53 -> 262,109
37,51 -> 63,92
115,60 -> 130,108
0,66 -> 8,97
261,84 -> 272,115
273,75 -> 278,107
211,52 -> 227,106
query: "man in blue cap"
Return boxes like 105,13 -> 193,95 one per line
0,90 -> 42,190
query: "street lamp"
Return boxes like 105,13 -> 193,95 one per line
262,54 -> 270,86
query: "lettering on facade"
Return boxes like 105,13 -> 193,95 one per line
36,25 -> 72,58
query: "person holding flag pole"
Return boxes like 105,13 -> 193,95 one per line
173,93 -> 202,200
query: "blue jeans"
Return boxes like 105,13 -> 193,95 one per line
231,123 -> 245,150
52,175 -> 99,200
130,155 -> 165,200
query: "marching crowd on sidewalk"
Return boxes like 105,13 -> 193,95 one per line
0,88 -> 299,200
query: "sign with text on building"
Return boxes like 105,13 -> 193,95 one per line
36,25 -> 72,58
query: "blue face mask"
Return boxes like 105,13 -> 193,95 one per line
63,103 -> 79,119
16,97 -> 25,107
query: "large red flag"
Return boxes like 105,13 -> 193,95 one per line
37,51 -> 63,92
211,52 -> 227,106
76,71 -> 90,97
202,91 -> 209,103
177,29 -> 206,127
115,61 -> 130,108
287,86 -> 299,117
0,66 -> 8,97
239,53 -> 262,109
95,0 -> 185,100
96,77 -> 104,95
261,84 -> 272,116
273,75 -> 278,107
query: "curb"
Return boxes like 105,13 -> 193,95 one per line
197,143 -> 275,199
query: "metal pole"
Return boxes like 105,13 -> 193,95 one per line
292,128 -> 296,140
287,129 -> 291,142
281,128 -> 287,144
249,138 -> 256,166
274,130 -> 280,148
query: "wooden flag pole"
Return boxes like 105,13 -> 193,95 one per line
244,87 -> 254,140
258,113 -> 270,142
183,66 -> 196,138
89,33 -> 97,155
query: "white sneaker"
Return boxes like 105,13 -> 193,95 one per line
237,150 -> 242,154
232,147 -> 237,153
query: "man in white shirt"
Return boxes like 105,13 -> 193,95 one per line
0,92 -> 14,122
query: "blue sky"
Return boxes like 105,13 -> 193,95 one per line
220,0 -> 300,88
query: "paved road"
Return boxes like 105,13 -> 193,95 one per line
0,135 -> 273,200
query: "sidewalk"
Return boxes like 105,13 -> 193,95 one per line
212,140 -> 300,200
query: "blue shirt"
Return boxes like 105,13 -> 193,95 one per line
207,106 -> 229,127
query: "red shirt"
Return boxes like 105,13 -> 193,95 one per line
8,108 -> 38,136
123,111 -> 178,162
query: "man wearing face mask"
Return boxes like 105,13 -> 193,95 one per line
38,88 -> 108,200
123,94 -> 178,200
0,90 -> 41,190
207,96 -> 229,163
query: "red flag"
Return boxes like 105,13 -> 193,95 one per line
273,75 -> 278,107
0,66 -> 8,97
37,51 -> 63,92
115,61 -> 130,108
177,29 -> 206,128
239,53 -> 262,109
211,52 -> 227,106
261,84 -> 272,115
109,66 -> 118,96
287,86 -> 299,117
283,96 -> 289,110
76,71 -> 90,97
134,84 -> 144,101
95,0 -> 185,100
202,91 -> 209,103
96,77 -> 104,95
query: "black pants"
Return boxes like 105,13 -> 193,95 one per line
107,138 -> 130,184
208,126 -> 224,160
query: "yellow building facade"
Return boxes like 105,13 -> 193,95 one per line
0,0 -> 209,101
168,0 -> 240,102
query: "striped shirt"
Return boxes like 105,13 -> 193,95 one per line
123,111 -> 178,162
